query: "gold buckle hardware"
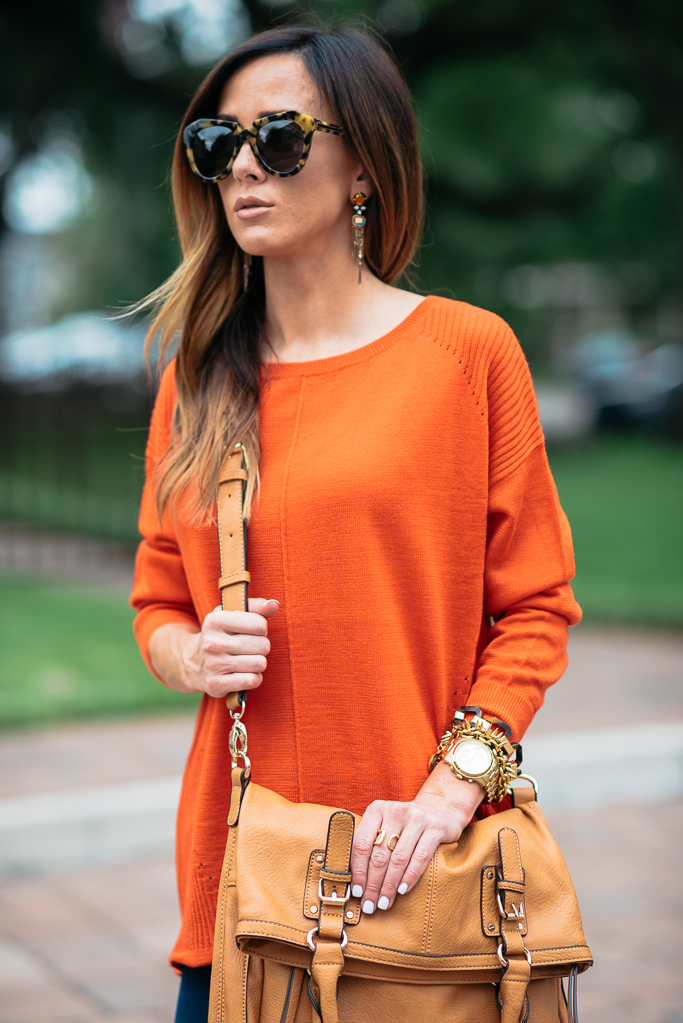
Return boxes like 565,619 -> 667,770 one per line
233,440 -> 250,480
318,879 -> 351,905
497,893 -> 525,920
228,718 -> 250,770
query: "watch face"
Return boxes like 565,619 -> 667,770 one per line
453,739 -> 493,777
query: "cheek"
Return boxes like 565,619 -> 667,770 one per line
279,184 -> 348,239
285,162 -> 351,225
217,179 -> 232,218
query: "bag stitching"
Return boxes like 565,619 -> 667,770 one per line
238,925 -> 590,958
427,854 -> 438,953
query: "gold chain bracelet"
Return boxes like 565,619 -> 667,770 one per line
429,710 -> 521,803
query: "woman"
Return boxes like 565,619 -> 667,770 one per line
130,24 -> 581,1022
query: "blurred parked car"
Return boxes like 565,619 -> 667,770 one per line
0,313 -> 146,390
572,330 -> 683,432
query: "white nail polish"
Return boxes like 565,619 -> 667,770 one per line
352,885 -> 363,898
378,896 -> 390,911
398,883 -> 408,895
362,900 -> 375,914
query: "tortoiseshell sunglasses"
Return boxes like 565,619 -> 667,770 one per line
183,110 -> 345,181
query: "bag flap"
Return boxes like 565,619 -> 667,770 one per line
232,781 -> 592,974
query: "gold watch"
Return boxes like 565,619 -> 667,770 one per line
429,710 -> 520,803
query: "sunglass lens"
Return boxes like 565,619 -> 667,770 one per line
191,126 -> 237,179
256,119 -> 305,173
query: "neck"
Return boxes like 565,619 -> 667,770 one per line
260,227 -> 391,363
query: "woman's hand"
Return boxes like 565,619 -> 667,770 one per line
349,763 -> 484,914
148,598 -> 279,696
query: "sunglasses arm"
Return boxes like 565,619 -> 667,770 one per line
316,121 -> 345,137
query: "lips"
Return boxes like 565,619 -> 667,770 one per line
234,196 -> 274,212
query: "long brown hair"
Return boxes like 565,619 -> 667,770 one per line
141,24 -> 423,523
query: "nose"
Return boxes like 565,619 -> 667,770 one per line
232,135 -> 265,184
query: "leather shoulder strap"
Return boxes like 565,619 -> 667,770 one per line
217,446 -> 250,716
217,446 -> 249,613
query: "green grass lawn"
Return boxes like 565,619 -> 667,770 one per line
548,436 -> 683,628
0,576 -> 199,726
0,435 -> 680,726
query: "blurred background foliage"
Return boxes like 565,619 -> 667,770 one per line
1,0 -> 682,343
0,0 -> 681,723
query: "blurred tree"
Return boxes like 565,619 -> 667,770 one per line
0,0 -> 204,321
0,0 -> 680,366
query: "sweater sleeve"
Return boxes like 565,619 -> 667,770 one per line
130,360 -> 200,678
466,327 -> 582,740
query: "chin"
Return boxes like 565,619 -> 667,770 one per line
229,222 -> 275,255
234,230 -> 305,262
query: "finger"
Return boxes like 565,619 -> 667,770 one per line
204,631 -> 270,658
391,828 -> 441,898
203,671 -> 263,697
359,834 -> 395,914
203,654 -> 267,677
204,608 -> 269,637
376,825 -> 423,908
350,803 -> 385,902
248,597 -> 280,619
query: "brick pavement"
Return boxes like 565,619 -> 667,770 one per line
0,624 -> 681,1022
0,857 -> 179,1022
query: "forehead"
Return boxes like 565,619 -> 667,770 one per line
217,53 -> 328,123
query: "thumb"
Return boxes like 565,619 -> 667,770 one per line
248,597 -> 280,619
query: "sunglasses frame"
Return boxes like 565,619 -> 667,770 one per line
183,110 -> 345,181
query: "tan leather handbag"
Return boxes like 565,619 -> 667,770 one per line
208,448 -> 592,1023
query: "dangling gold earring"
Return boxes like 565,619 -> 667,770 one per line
351,193 -> 367,284
242,251 -> 252,291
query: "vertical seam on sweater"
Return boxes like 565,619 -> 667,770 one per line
280,376 -> 307,804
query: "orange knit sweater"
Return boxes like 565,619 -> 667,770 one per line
131,296 -> 581,968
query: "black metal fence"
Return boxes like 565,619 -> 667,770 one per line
0,382 -> 152,542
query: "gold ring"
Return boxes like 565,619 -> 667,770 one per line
387,833 -> 400,852
373,829 -> 386,847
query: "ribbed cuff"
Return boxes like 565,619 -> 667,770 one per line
464,680 -> 539,743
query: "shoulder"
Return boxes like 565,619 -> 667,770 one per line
420,298 -> 543,479
420,296 -> 523,370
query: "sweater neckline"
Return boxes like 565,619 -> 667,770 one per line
260,295 -> 438,378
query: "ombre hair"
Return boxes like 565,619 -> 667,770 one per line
139,24 -> 423,522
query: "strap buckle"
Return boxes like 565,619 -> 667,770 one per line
497,893 -> 525,920
497,942 -> 532,967
307,927 -> 348,951
318,879 -> 351,905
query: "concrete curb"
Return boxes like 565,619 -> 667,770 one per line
0,775 -> 181,879
522,720 -> 683,811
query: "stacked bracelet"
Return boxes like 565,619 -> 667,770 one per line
429,707 -> 521,803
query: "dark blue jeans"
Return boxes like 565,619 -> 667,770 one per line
175,965 -> 212,1023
